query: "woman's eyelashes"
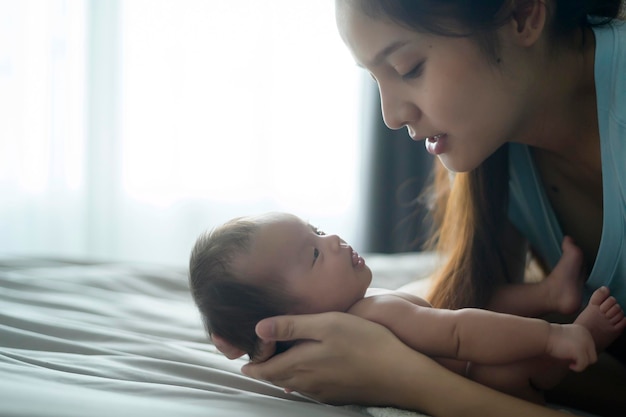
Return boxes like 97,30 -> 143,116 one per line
401,61 -> 425,80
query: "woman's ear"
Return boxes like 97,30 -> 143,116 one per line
508,0 -> 547,47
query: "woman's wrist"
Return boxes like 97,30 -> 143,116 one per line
374,347 -> 566,417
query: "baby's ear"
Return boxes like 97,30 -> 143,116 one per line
211,333 -> 247,360
509,0 -> 547,47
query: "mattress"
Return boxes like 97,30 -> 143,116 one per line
0,254 -> 436,417
0,254 -> 606,416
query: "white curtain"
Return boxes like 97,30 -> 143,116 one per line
0,0 -> 367,266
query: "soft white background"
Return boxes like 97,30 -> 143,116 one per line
0,0 -> 369,266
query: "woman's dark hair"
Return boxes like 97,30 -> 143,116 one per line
188,218 -> 294,359
347,0 -> 623,309
351,0 -> 623,61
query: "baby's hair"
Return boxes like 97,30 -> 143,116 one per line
188,217 -> 294,359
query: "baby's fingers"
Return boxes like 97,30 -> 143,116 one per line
568,344 -> 597,372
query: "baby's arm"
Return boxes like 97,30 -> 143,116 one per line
349,292 -> 596,370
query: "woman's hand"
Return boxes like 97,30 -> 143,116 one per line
240,311 -> 426,405
238,312 -> 571,417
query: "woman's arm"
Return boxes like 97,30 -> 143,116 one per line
241,312 -> 570,417
350,294 -> 595,369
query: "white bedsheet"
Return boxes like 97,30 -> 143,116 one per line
0,255 -> 435,417
0,254 -> 602,417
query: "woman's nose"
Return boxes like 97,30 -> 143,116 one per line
379,83 -> 420,131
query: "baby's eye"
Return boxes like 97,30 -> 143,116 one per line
312,248 -> 320,265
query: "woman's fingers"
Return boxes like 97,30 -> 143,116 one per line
255,312 -> 334,342
242,340 -> 317,385
243,313 -> 343,381
240,312 -> 407,403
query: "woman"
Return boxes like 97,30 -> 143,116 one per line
216,1 -> 626,415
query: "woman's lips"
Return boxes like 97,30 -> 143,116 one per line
408,128 -> 448,156
425,133 -> 447,155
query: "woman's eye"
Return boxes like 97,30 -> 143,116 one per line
401,61 -> 425,80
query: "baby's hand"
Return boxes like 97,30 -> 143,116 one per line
545,323 -> 597,372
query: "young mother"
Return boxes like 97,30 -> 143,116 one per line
215,1 -> 626,416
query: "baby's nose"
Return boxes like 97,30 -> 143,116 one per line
334,235 -> 348,248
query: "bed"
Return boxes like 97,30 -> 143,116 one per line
0,252 -> 438,417
0,253 -> 606,417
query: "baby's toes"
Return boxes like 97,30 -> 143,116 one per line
590,286 -> 610,307
599,295 -> 618,313
608,306 -> 625,325
606,304 -> 624,324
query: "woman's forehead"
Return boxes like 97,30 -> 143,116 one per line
335,1 -> 424,68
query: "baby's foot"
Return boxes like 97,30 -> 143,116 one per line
574,286 -> 626,351
545,236 -> 585,315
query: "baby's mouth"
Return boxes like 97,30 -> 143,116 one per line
351,248 -> 364,268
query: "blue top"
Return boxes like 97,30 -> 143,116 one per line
508,21 -> 626,305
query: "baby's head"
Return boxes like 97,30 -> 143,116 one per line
189,212 -> 372,359
188,214 -> 292,359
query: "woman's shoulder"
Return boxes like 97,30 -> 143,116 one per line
593,21 -> 626,111
593,21 -> 626,136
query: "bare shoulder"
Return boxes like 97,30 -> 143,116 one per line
364,287 -> 432,307
348,289 -> 432,326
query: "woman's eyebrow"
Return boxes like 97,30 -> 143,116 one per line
361,39 -> 411,68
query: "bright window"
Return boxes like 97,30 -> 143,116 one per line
121,0 -> 362,211
0,0 -> 365,265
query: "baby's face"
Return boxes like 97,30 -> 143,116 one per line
240,213 -> 372,314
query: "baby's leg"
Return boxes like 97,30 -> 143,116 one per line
542,236 -> 586,315
489,236 -> 584,317
470,287 -> 626,401
530,286 -> 626,390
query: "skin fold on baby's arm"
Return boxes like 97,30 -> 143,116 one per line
350,290 -> 596,371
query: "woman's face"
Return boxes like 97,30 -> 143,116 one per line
335,1 -> 531,172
